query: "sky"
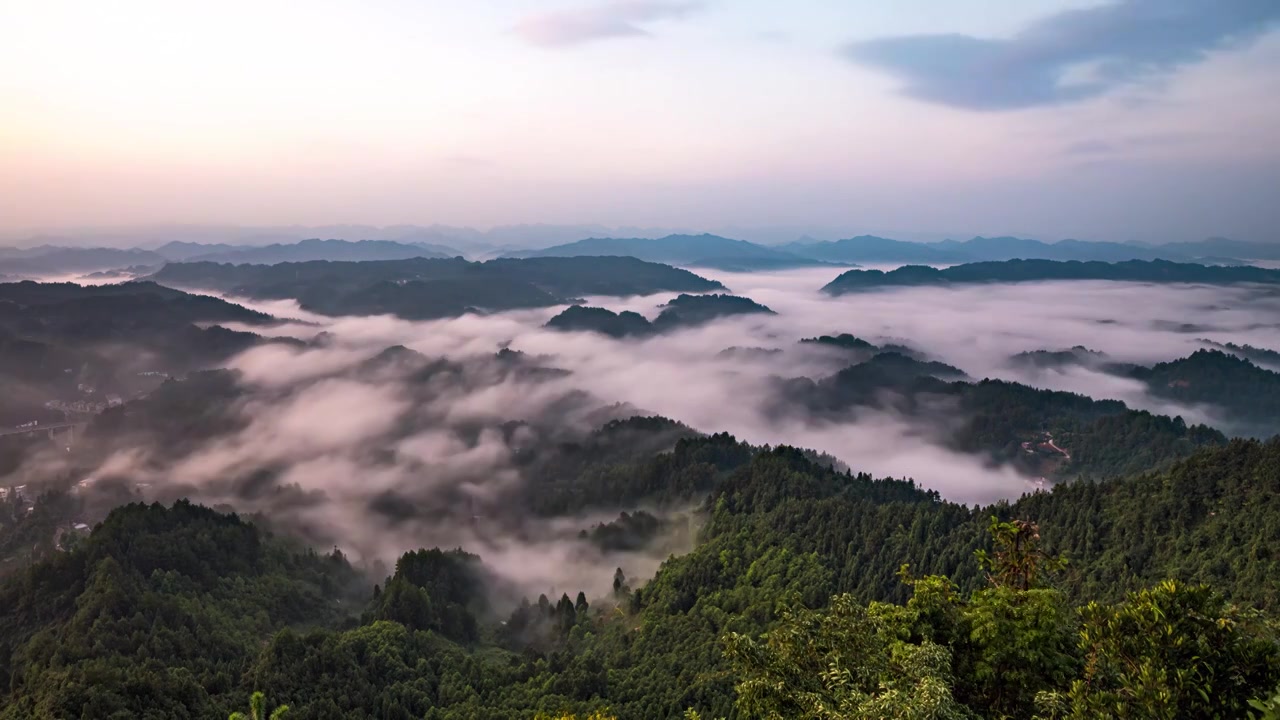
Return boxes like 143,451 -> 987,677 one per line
2,0 -> 1279,243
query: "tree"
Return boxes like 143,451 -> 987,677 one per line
229,691 -> 289,720
724,594 -> 972,719
375,576 -> 434,631
556,593 -> 577,633
974,517 -> 1064,591
1035,581 -> 1280,720
962,585 -> 1077,718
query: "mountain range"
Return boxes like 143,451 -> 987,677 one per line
6,233 -> 1280,281
154,238 -> 459,264
0,280 -> 285,431
822,259 -> 1280,294
0,247 -> 166,276
3,267 -> 1280,718
7,233 -> 1280,283
784,234 -> 1266,265
546,294 -> 776,337
148,256 -> 725,320
504,233 -> 846,271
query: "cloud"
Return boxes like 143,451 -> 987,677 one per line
843,0 -> 1280,110
1061,132 -> 1196,159
25,267 -> 1280,603
514,1 -> 701,48
1064,139 -> 1116,156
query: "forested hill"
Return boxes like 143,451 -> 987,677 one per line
783,233 -> 1270,265
545,294 -> 775,337
997,345 -> 1280,439
0,281 -> 291,437
0,280 -> 266,320
0,247 -> 165,277
1200,339 -> 1280,371
822,258 -> 1280,294
149,257 -> 724,320
1,435 -> 1278,718
177,238 -> 453,264
1128,349 -> 1280,437
504,233 -> 840,271
777,353 -> 1227,481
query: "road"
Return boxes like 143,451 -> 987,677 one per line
1043,434 -> 1071,460
0,422 -> 83,438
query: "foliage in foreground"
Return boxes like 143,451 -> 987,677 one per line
0,436 -> 1277,718
723,518 -> 1280,720
229,691 -> 289,720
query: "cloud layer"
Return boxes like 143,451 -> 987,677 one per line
19,267 -> 1280,604
514,0 -> 700,47
844,0 -> 1280,110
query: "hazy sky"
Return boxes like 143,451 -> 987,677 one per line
2,0 -> 1279,242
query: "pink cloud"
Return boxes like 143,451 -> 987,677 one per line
514,1 -> 701,48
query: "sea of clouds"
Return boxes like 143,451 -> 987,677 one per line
20,266 -> 1280,601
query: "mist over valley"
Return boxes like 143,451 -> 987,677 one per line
4,1 -> 1280,714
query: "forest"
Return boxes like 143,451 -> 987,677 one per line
1,270 -> 1279,718
822,259 -> 1280,294
776,352 -> 1229,480
7,0 -> 1280,715
547,295 -> 775,338
147,257 -> 725,320
1,431 -> 1278,719
0,281 -> 291,434
506,234 -> 837,272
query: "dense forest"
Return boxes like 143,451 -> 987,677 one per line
148,257 -> 725,320
506,234 -> 838,272
798,334 -> 928,364
2,269 -> 1279,718
782,234 -> 1270,265
775,353 -> 1227,481
1006,346 -> 1110,371
0,282 -> 292,430
0,248 -> 165,277
1,431 -> 1278,719
9,0 -> 1280,713
546,306 -> 655,339
1128,349 -> 1280,437
1200,340 -> 1280,371
175,239 -> 454,265
822,259 -> 1280,293
546,295 -> 775,338
1001,345 -> 1280,439
9,234 -> 1280,279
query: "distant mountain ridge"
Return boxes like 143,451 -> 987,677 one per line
150,256 -> 725,320
823,259 -> 1280,294
0,279 -> 286,428
784,235 -> 1267,265
775,350 -> 1228,480
1198,340 -> 1280,371
0,247 -> 165,276
505,234 -> 847,271
168,238 -> 458,264
545,294 -> 775,338
1127,349 -> 1280,438
6,232 -> 1280,279
1159,236 -> 1280,260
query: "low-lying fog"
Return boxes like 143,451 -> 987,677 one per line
222,266 -> 1280,495
31,266 -> 1280,601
